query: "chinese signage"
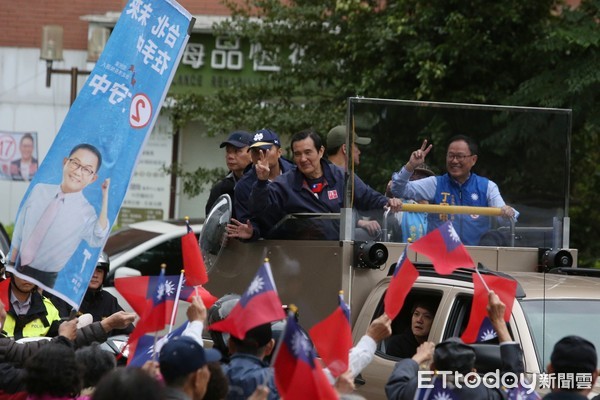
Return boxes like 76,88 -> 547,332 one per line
170,34 -> 301,95
7,0 -> 193,309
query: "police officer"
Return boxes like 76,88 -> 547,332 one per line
77,252 -> 134,336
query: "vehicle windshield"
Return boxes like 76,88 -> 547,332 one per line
104,227 -> 160,259
270,99 -> 571,246
344,98 -> 571,247
520,299 -> 600,371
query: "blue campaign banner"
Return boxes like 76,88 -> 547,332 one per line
7,0 -> 193,309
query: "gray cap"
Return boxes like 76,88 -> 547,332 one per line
327,125 -> 371,149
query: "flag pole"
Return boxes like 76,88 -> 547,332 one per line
168,269 -> 185,334
474,268 -> 491,292
270,304 -> 297,367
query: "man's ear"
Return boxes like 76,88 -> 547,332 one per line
63,157 -> 69,167
341,144 -> 347,155
471,154 -> 478,166
264,338 -> 276,356
89,174 -> 98,184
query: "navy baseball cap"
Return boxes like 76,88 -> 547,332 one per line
220,131 -> 252,149
551,335 -> 597,374
159,336 -> 222,381
248,129 -> 281,151
434,337 -> 476,375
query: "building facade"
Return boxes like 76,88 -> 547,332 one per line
0,0 -> 252,228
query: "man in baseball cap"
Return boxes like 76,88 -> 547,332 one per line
247,128 -> 282,150
326,125 -> 371,168
227,128 -> 294,241
205,131 -> 253,216
159,335 -> 222,400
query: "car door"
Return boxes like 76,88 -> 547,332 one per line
352,277 -> 466,400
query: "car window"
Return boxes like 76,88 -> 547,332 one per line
520,299 -> 600,370
445,293 -> 513,344
123,237 -> 185,277
375,288 -> 443,358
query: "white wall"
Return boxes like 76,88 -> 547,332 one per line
176,120 -> 230,219
0,46 -> 231,230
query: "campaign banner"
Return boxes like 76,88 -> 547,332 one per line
0,131 -> 39,182
7,0 -> 193,309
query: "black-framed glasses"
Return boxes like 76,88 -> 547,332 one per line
446,153 -> 473,162
67,158 -> 95,176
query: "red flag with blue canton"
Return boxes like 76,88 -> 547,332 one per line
384,248 -> 419,320
506,378 -> 541,400
0,277 -> 9,311
127,321 -> 189,367
414,376 -> 459,400
115,274 -> 216,316
309,292 -> 353,378
410,221 -> 475,274
461,274 -> 517,343
182,218 -> 208,286
273,312 -> 338,400
208,260 -> 285,340
127,267 -> 171,342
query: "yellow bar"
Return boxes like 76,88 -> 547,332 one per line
400,203 -> 502,216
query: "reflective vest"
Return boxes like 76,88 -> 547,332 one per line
3,295 -> 61,339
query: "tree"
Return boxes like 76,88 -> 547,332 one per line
172,0 -> 600,265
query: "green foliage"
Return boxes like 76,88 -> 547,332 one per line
162,164 -> 227,198
4,223 -> 14,241
171,0 -> 600,264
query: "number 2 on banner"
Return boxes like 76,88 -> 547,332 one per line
129,93 -> 152,128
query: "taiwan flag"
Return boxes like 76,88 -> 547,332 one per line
181,218 -> 208,286
115,275 -> 217,316
309,292 -> 353,378
414,376 -> 459,400
384,248 -> 419,320
208,260 -> 285,340
461,274 -> 517,343
410,221 -> 475,274
127,268 -> 170,342
128,321 -> 189,367
273,312 -> 338,400
0,277 -> 9,311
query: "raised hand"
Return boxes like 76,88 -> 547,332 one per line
226,218 -> 254,239
407,139 -> 433,171
255,149 -> 270,181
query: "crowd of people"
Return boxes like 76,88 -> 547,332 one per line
0,126 -> 596,399
2,257 -> 596,400
218,126 -> 518,245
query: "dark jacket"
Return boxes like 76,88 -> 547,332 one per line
205,172 -> 236,217
79,289 -> 134,336
249,159 -> 388,240
234,158 -> 294,240
386,328 -> 420,359
0,322 -> 109,366
386,342 -> 524,400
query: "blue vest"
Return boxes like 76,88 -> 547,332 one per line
428,173 -> 490,245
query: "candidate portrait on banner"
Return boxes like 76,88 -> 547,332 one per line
0,132 -> 39,181
10,143 -> 111,289
6,0 -> 193,309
